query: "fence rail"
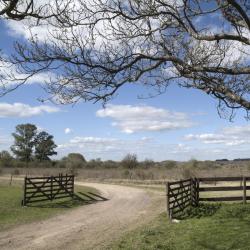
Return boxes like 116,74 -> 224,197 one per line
166,176 -> 250,219
22,174 -> 74,206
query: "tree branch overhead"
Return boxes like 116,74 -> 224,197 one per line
0,0 -> 250,118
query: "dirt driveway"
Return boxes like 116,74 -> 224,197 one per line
0,182 -> 165,250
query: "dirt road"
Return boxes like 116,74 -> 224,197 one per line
0,182 -> 165,250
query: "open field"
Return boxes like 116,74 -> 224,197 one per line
0,179 -> 100,231
2,160 -> 250,183
109,203 -> 250,250
1,175 -> 250,249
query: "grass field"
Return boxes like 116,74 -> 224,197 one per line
0,179 -> 100,231
109,203 -> 250,250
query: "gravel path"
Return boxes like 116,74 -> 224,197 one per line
0,182 -> 165,250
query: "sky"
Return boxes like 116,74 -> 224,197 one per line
0,10 -> 250,161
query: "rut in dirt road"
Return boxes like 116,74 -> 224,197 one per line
0,182 -> 165,250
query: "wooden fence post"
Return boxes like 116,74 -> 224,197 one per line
71,174 -> 74,196
243,176 -> 246,204
190,178 -> 193,206
50,176 -> 53,201
191,178 -> 196,207
22,176 -> 27,206
166,182 -> 171,220
196,178 -> 199,206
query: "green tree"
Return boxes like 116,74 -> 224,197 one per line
0,150 -> 13,168
11,124 -> 37,162
67,153 -> 86,163
62,153 -> 86,169
34,131 -> 57,161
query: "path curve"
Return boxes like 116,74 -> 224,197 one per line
0,182 -> 164,250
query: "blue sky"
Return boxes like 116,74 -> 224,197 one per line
0,17 -> 250,161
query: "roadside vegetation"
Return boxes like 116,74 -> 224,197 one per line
109,203 -> 250,250
1,123 -> 250,182
0,179 -> 99,231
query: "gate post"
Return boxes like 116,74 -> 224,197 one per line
191,178 -> 199,207
195,178 -> 199,206
50,176 -> 53,201
191,178 -> 195,206
166,182 -> 171,220
243,176 -> 247,204
22,176 -> 27,206
72,174 -> 74,197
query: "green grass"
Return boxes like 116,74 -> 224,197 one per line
0,181 -> 100,231
109,203 -> 250,250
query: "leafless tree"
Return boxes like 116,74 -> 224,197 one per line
0,0 -> 68,20
1,0 -> 250,118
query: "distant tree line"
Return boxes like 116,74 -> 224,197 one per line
2,124 -> 247,174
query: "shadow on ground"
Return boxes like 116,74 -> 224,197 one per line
176,203 -> 222,220
27,192 -> 108,208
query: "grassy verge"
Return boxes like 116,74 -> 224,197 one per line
0,180 -> 100,231
109,203 -> 250,250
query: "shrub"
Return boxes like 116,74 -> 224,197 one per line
140,159 -> 155,169
181,167 -> 196,179
122,169 -> 132,179
0,150 -> 14,168
121,153 -> 138,169
163,160 -> 177,169
11,168 -> 20,175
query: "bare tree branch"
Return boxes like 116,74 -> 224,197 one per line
0,0 -> 250,119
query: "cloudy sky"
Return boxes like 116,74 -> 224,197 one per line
0,15 -> 250,161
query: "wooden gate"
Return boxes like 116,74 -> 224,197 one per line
166,176 -> 250,219
166,178 -> 198,219
22,174 -> 74,206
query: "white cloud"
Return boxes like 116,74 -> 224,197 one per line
185,125 -> 250,146
0,102 -> 60,118
57,134 -> 196,161
57,136 -> 154,160
56,133 -> 250,161
0,59 -> 56,87
96,104 -> 194,133
64,128 -> 72,134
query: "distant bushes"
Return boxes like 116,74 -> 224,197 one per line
1,149 -> 245,182
121,153 -> 138,169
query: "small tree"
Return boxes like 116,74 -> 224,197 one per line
121,153 -> 138,169
66,153 -> 86,163
62,153 -> 86,174
34,131 -> 57,161
11,124 -> 37,164
0,150 -> 13,168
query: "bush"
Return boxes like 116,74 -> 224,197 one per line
121,153 -> 138,169
67,166 -> 78,176
163,160 -> 177,169
11,168 -> 20,175
0,150 -> 14,168
181,167 -> 196,179
122,169 -> 132,179
140,159 -> 155,168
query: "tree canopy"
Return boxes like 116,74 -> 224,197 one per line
11,123 -> 37,162
1,1 -> 250,118
34,131 -> 57,161
11,123 -> 57,162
